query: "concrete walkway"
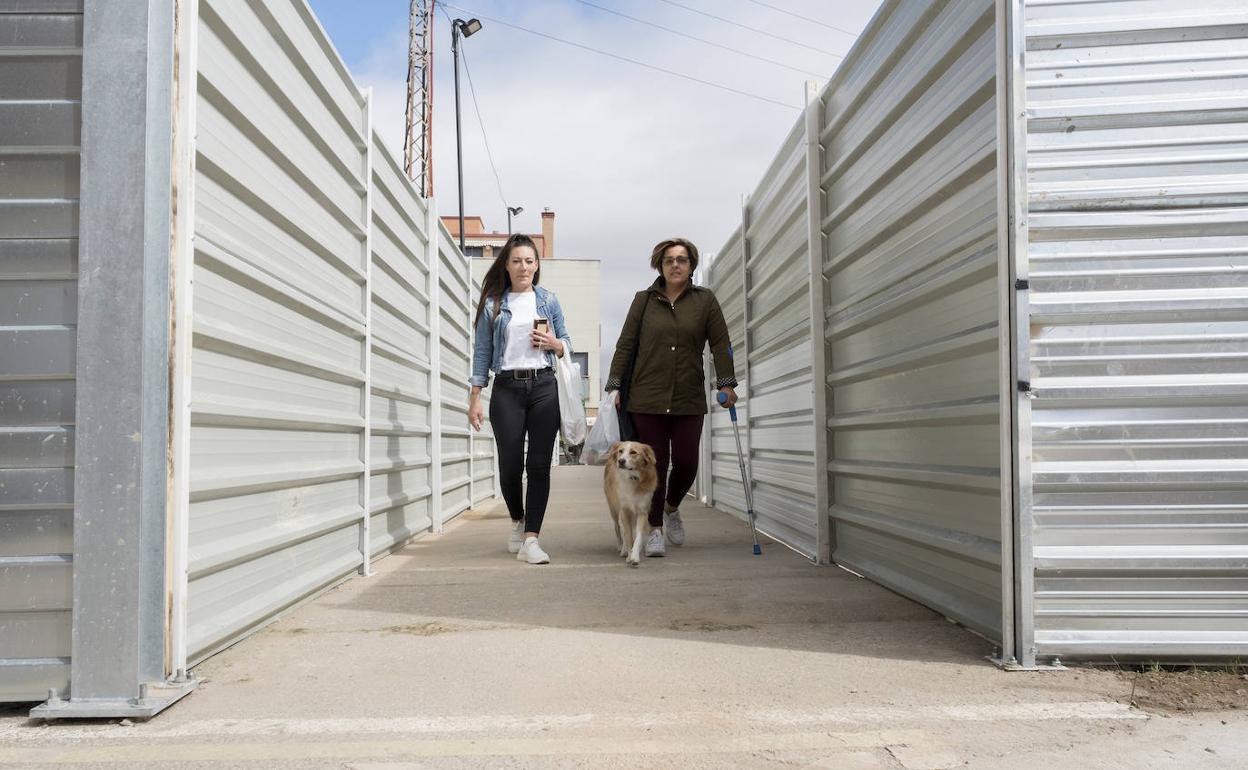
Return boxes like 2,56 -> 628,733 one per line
2,466 -> 1245,768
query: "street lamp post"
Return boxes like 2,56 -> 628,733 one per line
452,17 -> 482,252
507,205 -> 524,235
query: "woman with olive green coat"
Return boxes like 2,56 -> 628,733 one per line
606,237 -> 737,558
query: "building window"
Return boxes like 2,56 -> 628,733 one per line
571,352 -> 589,398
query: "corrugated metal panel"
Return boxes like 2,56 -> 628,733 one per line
186,0 -> 369,663
741,120 -> 821,557
471,424 -> 496,504
437,225 -> 474,521
821,0 -> 1005,638
0,0 -> 81,702
706,227 -> 751,520
1023,0 -> 1248,659
368,131 -> 435,554
470,276 -> 496,504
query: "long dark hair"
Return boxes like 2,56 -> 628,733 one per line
474,233 -> 541,328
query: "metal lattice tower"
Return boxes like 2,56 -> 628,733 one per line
403,0 -> 434,196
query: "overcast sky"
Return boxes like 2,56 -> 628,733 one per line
307,0 -> 883,381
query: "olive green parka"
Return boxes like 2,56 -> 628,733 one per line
606,278 -> 737,415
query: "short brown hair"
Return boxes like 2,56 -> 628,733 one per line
649,238 -> 700,274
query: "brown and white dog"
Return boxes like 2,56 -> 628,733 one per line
603,441 -> 658,566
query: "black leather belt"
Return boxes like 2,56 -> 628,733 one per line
501,367 -> 552,381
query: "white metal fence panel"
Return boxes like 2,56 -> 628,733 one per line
0,0 -> 491,707
437,225 -> 474,522
470,276 -> 497,504
1023,0 -> 1248,659
369,133 -> 435,554
707,0 -> 1007,633
179,0 -> 495,666
706,228 -> 750,519
186,0 -> 371,664
0,0 -> 80,702
184,0 -> 494,663
742,121 -> 821,557
821,0 -> 1005,639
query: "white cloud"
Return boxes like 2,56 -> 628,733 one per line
348,0 -> 883,380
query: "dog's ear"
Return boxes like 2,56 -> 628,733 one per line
641,445 -> 656,467
607,442 -> 620,461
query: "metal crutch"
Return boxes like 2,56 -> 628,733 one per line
717,348 -> 760,555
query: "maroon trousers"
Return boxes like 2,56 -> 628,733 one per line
629,412 -> 704,527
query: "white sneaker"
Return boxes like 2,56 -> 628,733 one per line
665,509 -> 685,546
517,537 -> 550,564
507,520 -> 525,554
645,529 -> 666,557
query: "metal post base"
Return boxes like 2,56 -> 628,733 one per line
30,674 -> 198,721
988,653 -> 1067,672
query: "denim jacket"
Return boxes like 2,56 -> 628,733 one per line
470,285 -> 572,388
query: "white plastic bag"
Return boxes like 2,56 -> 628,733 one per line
555,353 -> 587,445
582,392 -> 620,465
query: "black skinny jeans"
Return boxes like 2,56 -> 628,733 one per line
489,370 -> 561,534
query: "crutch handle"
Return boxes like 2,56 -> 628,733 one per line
718,344 -> 739,420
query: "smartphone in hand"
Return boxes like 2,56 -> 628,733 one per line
532,317 -> 549,349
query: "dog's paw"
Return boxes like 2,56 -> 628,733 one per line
619,547 -> 629,558
626,556 -> 640,567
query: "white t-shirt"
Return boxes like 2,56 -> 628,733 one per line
501,291 -> 549,371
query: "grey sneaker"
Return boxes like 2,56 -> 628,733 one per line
665,509 -> 685,546
507,520 -> 524,554
517,537 -> 550,564
645,528 -> 666,557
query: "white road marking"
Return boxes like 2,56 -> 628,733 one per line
0,730 -> 923,764
0,701 -> 1141,745
377,561 -> 713,572
749,700 -> 1142,726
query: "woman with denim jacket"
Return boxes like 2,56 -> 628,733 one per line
469,234 -> 573,564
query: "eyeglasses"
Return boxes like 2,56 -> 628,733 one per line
662,256 -> 691,266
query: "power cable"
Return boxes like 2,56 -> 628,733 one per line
458,43 -> 510,211
440,3 -> 801,110
651,0 -> 844,57
569,0 -> 825,78
743,0 -> 860,38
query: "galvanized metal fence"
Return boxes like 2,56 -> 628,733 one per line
821,0 -> 1006,644
702,0 -> 1006,640
0,0 -> 82,702
0,0 -> 496,707
702,0 -> 1248,664
185,0 -> 376,665
704,112 -> 829,561
5,0 -> 1246,716
181,0 -> 495,668
1020,0 -> 1248,661
703,228 -> 750,523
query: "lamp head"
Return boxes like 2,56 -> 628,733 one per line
458,18 -> 482,37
